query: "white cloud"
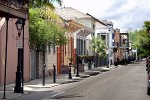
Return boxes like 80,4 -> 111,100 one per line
62,0 -> 150,32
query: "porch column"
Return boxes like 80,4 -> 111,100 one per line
3,16 -> 9,99
73,34 -> 77,64
83,37 -> 85,55
77,35 -> 79,55
57,47 -> 61,75
79,36 -> 82,55
79,37 -> 81,55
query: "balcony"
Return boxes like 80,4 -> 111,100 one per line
0,0 -> 29,19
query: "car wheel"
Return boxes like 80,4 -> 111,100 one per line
147,87 -> 150,95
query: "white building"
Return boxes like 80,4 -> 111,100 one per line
95,20 -> 115,67
55,7 -> 95,71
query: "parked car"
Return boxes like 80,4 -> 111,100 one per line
146,56 -> 150,68
146,56 -> 150,95
147,72 -> 150,95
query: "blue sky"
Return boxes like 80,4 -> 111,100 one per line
61,0 -> 150,32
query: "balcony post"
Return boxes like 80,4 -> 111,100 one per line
3,15 -> 9,99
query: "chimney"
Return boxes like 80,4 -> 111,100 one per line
115,28 -> 120,33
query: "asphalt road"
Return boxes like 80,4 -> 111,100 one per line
50,60 -> 150,100
14,60 -> 150,100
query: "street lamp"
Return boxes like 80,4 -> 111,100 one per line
16,19 -> 23,36
14,19 -> 23,93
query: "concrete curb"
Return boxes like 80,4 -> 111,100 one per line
72,74 -> 90,78
25,84 -> 59,88
84,71 -> 101,76
60,80 -> 79,84
92,67 -> 111,72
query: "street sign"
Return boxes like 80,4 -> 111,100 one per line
16,37 -> 22,48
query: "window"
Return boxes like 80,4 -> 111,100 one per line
48,44 -> 51,54
53,44 -> 56,54
91,23 -> 95,29
65,44 -> 66,56
91,33 -> 94,36
48,44 -> 56,54
101,35 -> 106,41
81,39 -> 83,54
97,33 -> 101,38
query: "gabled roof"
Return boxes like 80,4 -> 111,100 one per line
65,19 -> 84,32
86,13 -> 106,26
101,20 -> 113,26
55,7 -> 91,20
66,19 -> 94,36
55,7 -> 94,37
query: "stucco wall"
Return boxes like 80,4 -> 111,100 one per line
0,18 -> 30,85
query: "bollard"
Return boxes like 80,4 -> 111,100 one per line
53,64 -> 56,83
68,63 -> 72,79
76,56 -> 80,77
42,64 -> 46,86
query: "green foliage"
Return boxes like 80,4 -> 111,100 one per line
50,24 -> 68,46
144,21 -> 150,32
92,37 -> 107,57
68,57 -> 73,62
29,8 -> 67,51
30,0 -> 62,8
129,31 -> 136,46
129,22 -> 150,57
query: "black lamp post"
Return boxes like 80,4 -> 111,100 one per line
14,19 -> 23,93
76,55 -> 80,77
68,63 -> 72,79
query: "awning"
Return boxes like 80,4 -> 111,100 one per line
77,27 -> 94,37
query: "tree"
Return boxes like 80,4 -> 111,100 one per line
129,22 -> 150,57
29,8 -> 62,49
29,7 -> 67,81
144,21 -> 150,32
92,37 -> 107,67
92,37 -> 107,57
30,0 -> 62,8
29,0 -> 66,85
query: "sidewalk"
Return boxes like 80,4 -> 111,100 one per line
0,65 -> 120,100
0,74 -> 85,100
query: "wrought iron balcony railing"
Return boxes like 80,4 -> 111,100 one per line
0,0 -> 29,13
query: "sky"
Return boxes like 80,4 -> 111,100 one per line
61,0 -> 150,32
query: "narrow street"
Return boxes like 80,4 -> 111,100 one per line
0,1 -> 150,100
50,60 -> 149,100
13,60 -> 150,100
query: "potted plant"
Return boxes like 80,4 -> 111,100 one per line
68,57 -> 73,64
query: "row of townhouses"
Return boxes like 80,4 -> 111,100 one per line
0,0 -> 132,86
